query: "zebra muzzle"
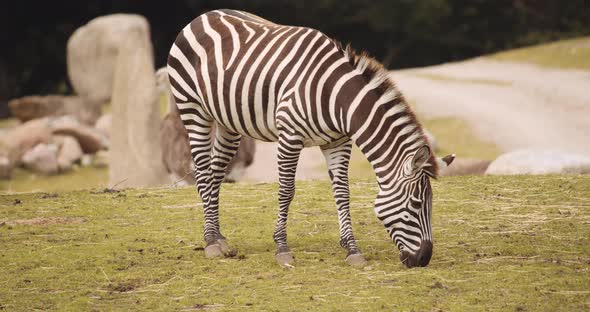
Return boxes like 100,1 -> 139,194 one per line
400,240 -> 433,268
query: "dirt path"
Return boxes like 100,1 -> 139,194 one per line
242,58 -> 590,182
392,58 -> 590,156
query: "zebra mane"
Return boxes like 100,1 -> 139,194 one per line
337,42 -> 439,177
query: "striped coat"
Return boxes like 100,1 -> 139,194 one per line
167,9 -> 453,268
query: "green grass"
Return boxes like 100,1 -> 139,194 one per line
1,175 -> 589,311
0,166 -> 109,193
490,36 -> 590,70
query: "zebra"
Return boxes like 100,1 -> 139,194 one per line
166,9 -> 454,268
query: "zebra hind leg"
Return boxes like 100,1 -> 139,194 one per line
321,140 -> 367,267
203,125 -> 242,258
273,131 -> 304,267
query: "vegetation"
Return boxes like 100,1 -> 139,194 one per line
3,1 -> 590,117
1,175 -> 588,311
0,166 -> 108,193
491,36 -> 590,70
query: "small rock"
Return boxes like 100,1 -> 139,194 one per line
56,136 -> 83,171
21,143 -> 59,175
81,154 -> 93,167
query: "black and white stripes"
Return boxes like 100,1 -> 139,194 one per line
167,9 -> 449,267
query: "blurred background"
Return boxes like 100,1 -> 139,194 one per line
1,0 -> 589,192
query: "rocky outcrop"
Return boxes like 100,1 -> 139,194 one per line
67,14 -> 150,104
486,150 -> 590,175
21,143 -> 59,175
0,118 -> 52,168
54,135 -> 83,171
109,23 -> 168,188
8,95 -> 101,125
51,117 -> 109,153
94,114 -> 112,138
439,157 -> 491,176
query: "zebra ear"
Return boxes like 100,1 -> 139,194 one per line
436,154 -> 456,168
411,145 -> 431,171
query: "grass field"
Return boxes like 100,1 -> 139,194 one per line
491,36 -> 590,70
1,175 -> 589,311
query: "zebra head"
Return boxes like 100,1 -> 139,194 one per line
376,145 -> 454,268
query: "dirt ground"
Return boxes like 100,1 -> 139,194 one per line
393,58 -> 590,156
242,58 -> 590,182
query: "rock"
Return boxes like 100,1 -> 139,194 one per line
486,150 -> 590,175
55,136 -> 83,171
67,14 -> 150,104
21,143 -> 59,175
109,23 -> 168,188
160,111 -> 195,184
8,95 -> 101,125
225,136 -> 256,182
0,155 -> 12,179
50,116 -> 109,153
0,118 -> 52,166
156,67 -> 256,184
423,129 -> 438,152
80,154 -> 94,167
440,157 -> 491,176
95,114 -> 112,138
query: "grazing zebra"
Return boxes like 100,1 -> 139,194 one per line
167,9 -> 454,268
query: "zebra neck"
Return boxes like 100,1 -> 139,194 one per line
347,94 -> 427,188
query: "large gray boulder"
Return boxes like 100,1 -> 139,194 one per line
109,23 -> 168,188
8,95 -> 101,125
67,14 -> 150,104
486,150 -> 590,175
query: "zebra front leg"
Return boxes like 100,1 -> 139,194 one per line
321,140 -> 367,267
273,132 -> 304,267
183,113 -> 221,258
203,125 -> 242,258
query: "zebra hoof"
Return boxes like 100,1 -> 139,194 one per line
205,239 -> 234,258
345,253 -> 368,267
275,252 -> 295,268
204,243 -> 224,258
216,239 -> 231,254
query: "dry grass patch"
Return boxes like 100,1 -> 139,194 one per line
0,175 -> 588,310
